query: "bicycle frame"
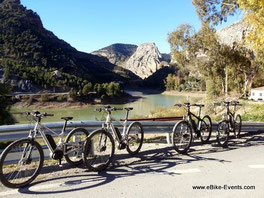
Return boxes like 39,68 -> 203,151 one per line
103,111 -> 129,143
223,104 -> 237,129
29,120 -> 70,155
185,106 -> 203,134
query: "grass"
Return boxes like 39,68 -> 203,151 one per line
131,98 -> 264,123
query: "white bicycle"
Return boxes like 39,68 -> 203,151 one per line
0,111 -> 89,188
82,105 -> 144,172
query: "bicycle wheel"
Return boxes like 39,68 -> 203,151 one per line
82,129 -> 115,172
172,121 -> 193,154
0,139 -> 44,188
126,122 -> 144,155
234,114 -> 242,138
216,121 -> 230,147
200,115 -> 212,144
65,127 -> 89,166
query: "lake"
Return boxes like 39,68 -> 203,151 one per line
11,92 -> 196,124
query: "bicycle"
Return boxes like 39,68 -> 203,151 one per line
172,103 -> 212,154
214,101 -> 242,147
0,111 -> 89,188
82,105 -> 144,172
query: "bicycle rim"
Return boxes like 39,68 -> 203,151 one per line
234,115 -> 242,137
83,130 -> 114,171
173,121 -> 192,154
126,122 -> 144,155
200,116 -> 212,143
0,139 -> 43,188
65,128 -> 89,166
217,121 -> 229,147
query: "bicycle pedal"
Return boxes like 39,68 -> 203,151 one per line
58,158 -> 62,166
118,143 -> 126,150
100,146 -> 106,152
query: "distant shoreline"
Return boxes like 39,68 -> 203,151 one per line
10,94 -> 141,109
162,90 -> 206,98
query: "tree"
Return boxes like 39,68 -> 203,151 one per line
192,0 -> 239,26
0,83 -> 15,125
192,0 -> 264,62
168,24 -> 196,67
236,0 -> 264,59
168,22 -> 257,97
106,82 -> 122,98
82,82 -> 93,96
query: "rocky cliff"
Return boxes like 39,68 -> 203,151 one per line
125,43 -> 164,79
92,43 -> 138,66
93,43 -> 171,79
216,21 -> 252,46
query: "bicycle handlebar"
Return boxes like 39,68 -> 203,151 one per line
214,101 -> 242,107
43,113 -> 54,117
174,103 -> 205,107
95,106 -> 124,112
25,111 -> 54,118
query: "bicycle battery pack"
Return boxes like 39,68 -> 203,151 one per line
115,127 -> 122,141
45,134 -> 57,150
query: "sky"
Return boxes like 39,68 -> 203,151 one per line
20,0 -> 242,54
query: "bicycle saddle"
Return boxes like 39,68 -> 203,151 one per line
61,117 -> 73,121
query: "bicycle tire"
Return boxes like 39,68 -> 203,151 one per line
200,115 -> 212,144
216,120 -> 230,148
82,129 -> 115,172
126,122 -> 144,155
0,138 -> 44,188
65,127 -> 89,166
172,120 -> 193,154
234,114 -> 242,138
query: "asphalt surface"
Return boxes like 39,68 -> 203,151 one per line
0,132 -> 264,198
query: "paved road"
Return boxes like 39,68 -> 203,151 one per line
0,132 -> 264,198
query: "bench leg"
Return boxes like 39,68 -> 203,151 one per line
166,133 -> 171,144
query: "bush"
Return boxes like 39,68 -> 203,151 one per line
82,82 -> 93,96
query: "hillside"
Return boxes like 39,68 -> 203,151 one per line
0,0 -> 139,93
92,42 -> 171,79
92,43 -> 138,67
216,20 -> 252,47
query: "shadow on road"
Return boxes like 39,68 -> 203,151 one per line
17,131 -> 263,195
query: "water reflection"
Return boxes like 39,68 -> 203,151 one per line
11,93 -> 188,124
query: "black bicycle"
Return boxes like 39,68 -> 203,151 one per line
214,101 -> 242,147
172,103 -> 212,154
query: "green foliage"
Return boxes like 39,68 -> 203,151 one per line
0,83 -> 15,125
165,71 -> 205,92
94,82 -> 123,99
106,82 -> 122,98
192,0 -> 239,26
82,82 -> 93,96
168,22 -> 257,98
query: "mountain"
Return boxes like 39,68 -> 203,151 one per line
143,66 -> 176,90
93,42 -> 171,79
125,43 -> 166,79
216,21 -> 252,47
0,0 -> 139,91
92,43 -> 138,67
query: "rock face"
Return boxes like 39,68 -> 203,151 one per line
93,42 -> 171,79
125,43 -> 164,79
216,21 -> 252,46
92,43 -> 137,66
